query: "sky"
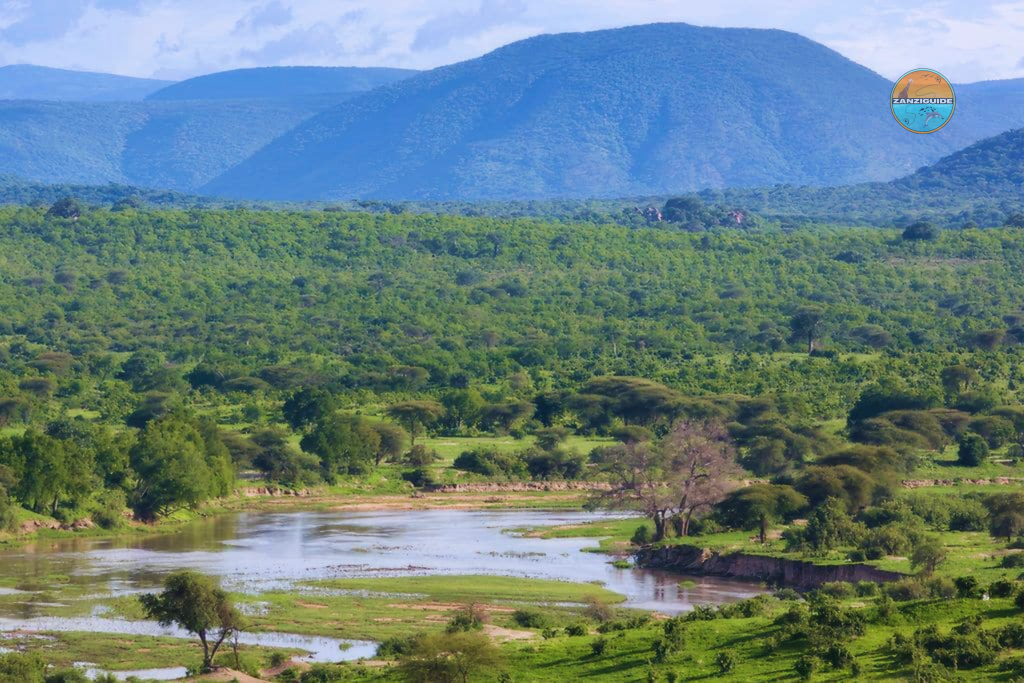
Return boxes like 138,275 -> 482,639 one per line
1,0 -> 1023,83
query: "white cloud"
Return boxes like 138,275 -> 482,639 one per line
0,0 -> 1022,82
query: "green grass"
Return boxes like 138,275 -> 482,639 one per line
308,575 -> 624,604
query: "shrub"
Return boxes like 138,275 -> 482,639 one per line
848,549 -> 866,561
541,628 -> 558,640
954,576 -> 980,599
719,595 -> 773,619
871,594 -> 899,624
715,651 -> 737,674
1002,553 -> 1024,568
855,581 -> 880,597
883,578 -> 929,601
630,524 -> 651,545
589,637 -> 608,657
1015,590 -> 1024,611
818,581 -> 855,599
865,546 -> 885,560
91,489 -> 127,530
794,654 -> 820,680
924,576 -> 956,599
774,588 -> 801,601
511,609 -> 551,629
564,623 -> 587,637
990,578 -> 1016,598
375,635 -> 420,659
999,622 -> 1024,648
446,603 -> 488,633
957,433 -> 989,467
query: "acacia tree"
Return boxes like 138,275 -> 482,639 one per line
716,484 -> 808,543
140,571 -> 244,672
387,401 -> 445,445
790,306 -> 824,354
663,420 -> 742,537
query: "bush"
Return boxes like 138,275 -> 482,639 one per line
865,546 -> 885,560
855,581 -> 880,597
818,581 -> 855,599
375,635 -> 420,659
794,654 -> 820,680
990,578 -> 1016,598
401,467 -> 435,488
924,576 -> 956,599
715,651 -> 737,674
91,489 -> 127,530
774,588 -> 801,601
1002,553 -> 1024,568
630,524 -> 651,546
957,433 -> 989,467
511,609 -> 551,629
955,575 -> 980,598
446,603 -> 488,633
1015,590 -> 1024,611
589,637 -> 608,657
847,549 -> 866,562
564,623 -> 588,637
883,578 -> 929,601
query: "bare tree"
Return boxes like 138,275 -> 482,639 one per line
593,420 -> 740,541
593,442 -> 676,542
663,420 -> 742,537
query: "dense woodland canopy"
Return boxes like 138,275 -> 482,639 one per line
1,204 -> 1024,527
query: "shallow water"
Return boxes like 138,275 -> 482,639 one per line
0,509 -> 763,676
0,509 -> 763,616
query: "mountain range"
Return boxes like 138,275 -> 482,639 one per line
0,64 -> 171,101
2,24 -> 1023,201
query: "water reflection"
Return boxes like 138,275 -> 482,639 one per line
0,509 -> 763,615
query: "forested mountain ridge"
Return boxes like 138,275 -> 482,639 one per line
146,66 -> 418,101
699,127 -> 1024,227
0,64 -> 172,101
205,23 -> 1024,201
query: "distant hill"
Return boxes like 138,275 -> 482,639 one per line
204,23 -> 1024,201
0,175 -> 209,207
0,64 -> 172,101
0,96 -> 344,191
699,128 -> 1024,227
147,66 -> 417,101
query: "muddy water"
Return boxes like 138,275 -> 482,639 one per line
0,509 -> 763,676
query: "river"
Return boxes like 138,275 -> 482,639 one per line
0,509 -> 763,678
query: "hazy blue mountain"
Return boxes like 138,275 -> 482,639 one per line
0,64 -> 172,101
204,23 -> 1024,201
147,66 -> 418,101
699,127 -> 1024,227
0,97 -> 344,191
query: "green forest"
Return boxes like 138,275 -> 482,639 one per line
6,204 -> 1024,681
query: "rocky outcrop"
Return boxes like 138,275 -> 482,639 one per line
426,482 -> 612,493
634,545 -> 905,590
236,486 -> 312,497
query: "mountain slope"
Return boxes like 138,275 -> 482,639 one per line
698,127 -> 1024,226
147,66 -> 417,101
0,97 -> 344,191
0,64 -> 172,101
204,23 -> 1024,201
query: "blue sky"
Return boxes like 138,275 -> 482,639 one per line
1,0 -> 1022,82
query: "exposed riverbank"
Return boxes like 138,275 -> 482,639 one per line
633,544 -> 906,589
